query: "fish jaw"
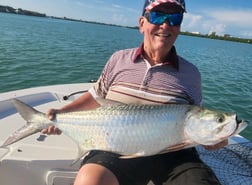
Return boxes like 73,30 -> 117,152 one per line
184,107 -> 248,146
233,119 -> 248,135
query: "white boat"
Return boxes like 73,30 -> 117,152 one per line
0,83 -> 251,185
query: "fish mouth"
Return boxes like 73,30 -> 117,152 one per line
233,117 -> 248,135
225,116 -> 248,138
219,116 -> 248,141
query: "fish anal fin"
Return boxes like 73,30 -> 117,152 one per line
119,142 -> 194,159
71,150 -> 89,166
70,142 -> 89,166
119,151 -> 145,159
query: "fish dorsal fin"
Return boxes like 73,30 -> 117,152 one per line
95,98 -> 123,107
12,98 -> 44,123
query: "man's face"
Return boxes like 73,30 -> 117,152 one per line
139,3 -> 183,54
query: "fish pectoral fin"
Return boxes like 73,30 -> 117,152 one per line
160,142 -> 193,153
119,151 -> 145,159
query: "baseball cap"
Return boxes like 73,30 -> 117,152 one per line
142,0 -> 186,15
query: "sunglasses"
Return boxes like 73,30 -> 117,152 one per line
144,12 -> 183,26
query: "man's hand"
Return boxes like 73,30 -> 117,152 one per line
203,139 -> 228,150
41,109 -> 62,135
41,125 -> 62,135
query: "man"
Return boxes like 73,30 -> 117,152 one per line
44,0 -> 226,184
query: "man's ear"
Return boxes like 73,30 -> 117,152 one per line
139,16 -> 145,34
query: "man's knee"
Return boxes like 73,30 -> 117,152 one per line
74,163 -> 119,185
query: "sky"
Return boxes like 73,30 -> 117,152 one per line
1,0 -> 252,38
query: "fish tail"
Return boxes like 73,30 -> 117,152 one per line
1,99 -> 49,147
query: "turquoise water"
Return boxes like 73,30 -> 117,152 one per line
0,13 -> 251,140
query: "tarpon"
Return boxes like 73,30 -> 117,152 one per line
1,98 -> 248,159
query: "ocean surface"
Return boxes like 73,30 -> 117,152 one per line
0,13 -> 251,140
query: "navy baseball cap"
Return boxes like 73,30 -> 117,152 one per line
142,0 -> 186,15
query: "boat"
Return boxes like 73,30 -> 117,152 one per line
0,83 -> 251,185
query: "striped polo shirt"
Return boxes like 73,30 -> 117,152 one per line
89,45 -> 202,105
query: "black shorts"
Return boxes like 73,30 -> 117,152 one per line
81,148 -> 221,185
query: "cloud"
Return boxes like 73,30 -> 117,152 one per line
209,24 -> 226,36
182,9 -> 252,37
112,13 -> 127,24
240,30 -> 252,38
183,13 -> 202,28
182,13 -> 215,34
206,9 -> 252,27
112,4 -> 122,9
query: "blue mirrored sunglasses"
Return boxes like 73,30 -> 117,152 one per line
144,12 -> 183,26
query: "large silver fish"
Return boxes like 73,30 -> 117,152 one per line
1,98 -> 248,159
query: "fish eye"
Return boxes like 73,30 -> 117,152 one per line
217,115 -> 225,123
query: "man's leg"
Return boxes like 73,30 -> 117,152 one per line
74,163 -> 119,185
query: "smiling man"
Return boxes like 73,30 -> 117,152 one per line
139,2 -> 184,66
44,1 -> 224,185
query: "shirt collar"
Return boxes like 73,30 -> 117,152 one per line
133,43 -> 179,70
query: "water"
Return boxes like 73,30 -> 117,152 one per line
0,13 -> 251,140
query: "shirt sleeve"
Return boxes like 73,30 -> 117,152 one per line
88,52 -> 117,99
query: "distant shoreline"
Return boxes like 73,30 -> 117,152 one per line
1,5 -> 251,44
0,5 -> 46,17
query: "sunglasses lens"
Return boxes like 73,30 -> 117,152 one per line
169,14 -> 183,26
148,12 -> 183,26
150,12 -> 166,25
